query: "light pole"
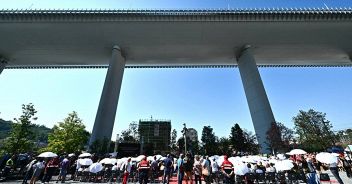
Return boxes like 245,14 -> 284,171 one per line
182,123 -> 188,154
114,134 -> 119,154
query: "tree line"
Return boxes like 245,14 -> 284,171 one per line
0,103 -> 350,156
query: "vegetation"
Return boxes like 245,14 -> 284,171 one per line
293,109 -> 336,152
1,103 -> 347,156
44,111 -> 90,154
1,104 -> 37,154
170,129 -> 178,152
120,122 -> 139,143
201,126 -> 217,155
266,122 -> 294,154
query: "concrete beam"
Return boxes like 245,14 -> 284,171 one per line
89,46 -> 126,147
237,45 -> 275,154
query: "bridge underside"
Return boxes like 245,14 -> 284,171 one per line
1,21 -> 351,68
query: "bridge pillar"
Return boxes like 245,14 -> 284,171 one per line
0,58 -> 7,74
237,45 -> 275,154
89,46 -> 125,147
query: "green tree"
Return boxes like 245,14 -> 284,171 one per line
229,123 -> 245,152
293,109 -> 336,152
45,112 -> 90,154
120,122 -> 139,143
170,129 -> 178,152
90,138 -> 115,155
218,137 -> 231,155
201,126 -> 217,155
266,122 -> 294,154
243,130 -> 260,154
3,103 -> 37,154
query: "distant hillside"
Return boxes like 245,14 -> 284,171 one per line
0,119 -> 12,139
0,119 -> 52,142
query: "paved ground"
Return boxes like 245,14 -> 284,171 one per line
1,171 -> 351,183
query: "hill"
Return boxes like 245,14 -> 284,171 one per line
0,119 -> 52,142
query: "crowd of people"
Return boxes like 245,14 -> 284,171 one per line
0,148 -> 351,184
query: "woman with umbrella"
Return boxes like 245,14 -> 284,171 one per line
29,158 -> 45,184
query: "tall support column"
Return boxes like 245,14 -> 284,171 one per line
89,46 -> 126,147
0,58 -> 7,75
237,45 -> 275,153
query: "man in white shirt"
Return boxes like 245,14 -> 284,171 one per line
211,158 -> 220,183
122,157 -> 132,184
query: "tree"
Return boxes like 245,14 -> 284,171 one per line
177,136 -> 200,155
90,138 -> 115,155
218,137 -> 231,155
266,122 -> 294,154
293,109 -> 336,152
45,111 -> 90,154
243,130 -> 260,154
120,122 -> 139,143
170,129 -> 178,152
201,126 -> 217,155
2,103 -> 37,154
229,123 -> 245,152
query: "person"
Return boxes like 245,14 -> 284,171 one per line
30,158 -> 45,184
23,157 -> 37,184
110,162 -> 119,182
42,157 -> 59,183
183,153 -> 193,184
304,157 -> 320,184
329,158 -> 344,184
340,155 -> 352,178
3,155 -> 15,180
176,154 -> 185,184
122,157 -> 132,184
163,154 -> 173,184
138,156 -> 150,184
193,155 -> 202,184
221,155 -> 234,184
57,155 -> 70,183
151,156 -> 159,182
202,156 -> 211,184
211,158 -> 220,184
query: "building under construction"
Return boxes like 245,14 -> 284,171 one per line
138,118 -> 171,155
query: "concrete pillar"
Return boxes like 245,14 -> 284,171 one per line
237,45 -> 275,154
89,46 -> 126,147
0,58 -> 7,74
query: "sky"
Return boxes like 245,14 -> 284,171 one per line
0,0 -> 352,141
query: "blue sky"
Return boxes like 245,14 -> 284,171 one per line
0,0 -> 352,140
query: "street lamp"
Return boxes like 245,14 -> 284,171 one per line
181,123 -> 188,154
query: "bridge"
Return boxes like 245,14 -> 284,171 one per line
1,9 -> 351,153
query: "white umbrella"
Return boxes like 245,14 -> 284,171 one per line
117,158 -> 128,167
89,163 -> 103,173
147,156 -> 154,161
216,156 -> 225,166
233,162 -> 249,175
79,158 -> 93,166
79,153 -> 92,158
136,155 -> 146,162
155,155 -> 163,160
68,153 -> 75,157
269,159 -> 278,164
38,152 -> 58,158
275,160 -> 294,171
316,152 -> 338,164
99,158 -> 117,165
228,157 -> 241,165
289,149 -> 307,155
277,154 -> 286,160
